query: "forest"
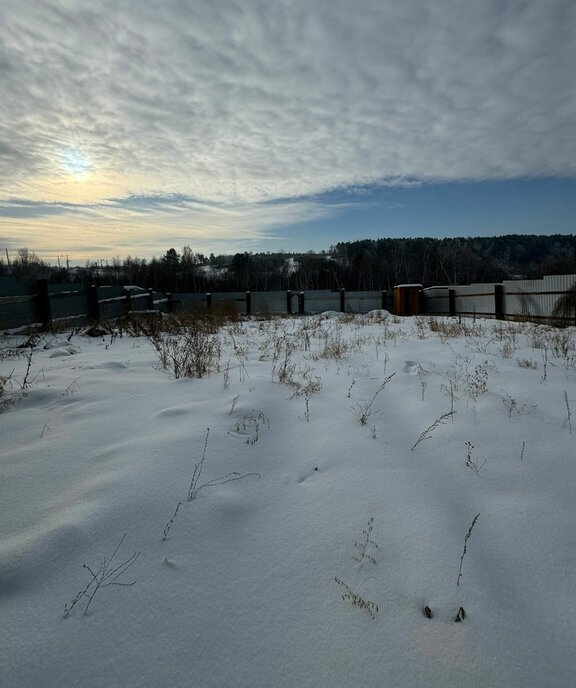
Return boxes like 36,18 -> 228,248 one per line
2,234 -> 576,293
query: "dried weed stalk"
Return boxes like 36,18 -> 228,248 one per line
457,513 -> 480,587
334,577 -> 379,619
64,534 -> 140,617
410,411 -> 455,451
353,517 -> 378,564
350,373 -> 395,426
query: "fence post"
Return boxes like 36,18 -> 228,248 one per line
206,293 -> 212,313
340,288 -> 346,313
448,289 -> 456,317
36,279 -> 51,329
494,284 -> 504,320
246,291 -> 252,316
166,293 -> 174,313
298,291 -> 305,315
381,290 -> 387,311
286,290 -> 292,315
123,288 -> 132,315
88,285 -> 100,320
147,288 -> 154,310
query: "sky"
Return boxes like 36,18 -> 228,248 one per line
0,0 -> 575,263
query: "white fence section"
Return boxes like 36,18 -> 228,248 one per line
422,274 -> 576,323
501,274 -> 575,321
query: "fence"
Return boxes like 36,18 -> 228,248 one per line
422,274 -> 576,325
0,281 -> 389,331
1,274 -> 575,331
0,282 -> 163,331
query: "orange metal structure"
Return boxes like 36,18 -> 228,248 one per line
393,284 -> 423,316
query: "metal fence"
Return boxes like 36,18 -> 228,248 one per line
0,281 -> 391,331
1,274 -> 575,331
422,273 -> 576,324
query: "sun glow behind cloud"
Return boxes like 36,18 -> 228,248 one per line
60,148 -> 91,179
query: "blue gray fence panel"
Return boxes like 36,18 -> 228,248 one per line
98,286 -> 126,320
251,291 -> 287,314
422,287 -> 450,314
453,284 -> 495,317
50,293 -> 89,321
0,295 -> 38,329
303,291 -> 340,313
129,293 -> 152,313
345,291 -> 381,313
0,277 -> 30,297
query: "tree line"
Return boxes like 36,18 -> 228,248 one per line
2,234 -> 575,293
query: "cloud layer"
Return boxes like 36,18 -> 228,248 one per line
0,0 -> 574,258
1,0 -> 575,201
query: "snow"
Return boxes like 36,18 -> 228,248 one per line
1,315 -> 575,688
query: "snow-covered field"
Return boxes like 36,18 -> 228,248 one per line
1,313 -> 575,688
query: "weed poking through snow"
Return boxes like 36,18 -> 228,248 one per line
334,577 -> 379,620
465,442 -> 487,476
564,391 -> 572,435
64,534 -> 140,617
457,513 -> 480,587
233,411 -> 270,444
353,517 -> 378,564
162,501 -> 182,541
349,373 -> 395,426
410,411 -> 455,451
500,390 -> 537,417
187,428 -> 260,500
466,361 -> 489,402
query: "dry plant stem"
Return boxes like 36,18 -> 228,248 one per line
457,513 -> 480,587
411,411 -> 455,451
187,427 -> 260,500
187,428 -> 211,500
21,348 -> 34,389
564,391 -> 572,435
234,410 -> 270,443
540,347 -> 548,383
190,471 -> 261,499
334,577 -> 379,619
520,440 -> 526,461
228,330 -> 249,381
417,365 -> 428,401
223,361 -> 230,389
62,377 -> 81,397
64,534 -> 140,617
351,373 -> 395,425
465,442 -> 487,475
501,390 -> 537,417
441,378 -> 457,420
162,501 -> 182,541
353,517 -> 378,564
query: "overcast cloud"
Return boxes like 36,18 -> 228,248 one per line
0,0 -> 574,257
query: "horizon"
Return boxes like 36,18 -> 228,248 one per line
1,1 -> 575,261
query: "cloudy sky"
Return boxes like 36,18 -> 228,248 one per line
1,0 -> 575,263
